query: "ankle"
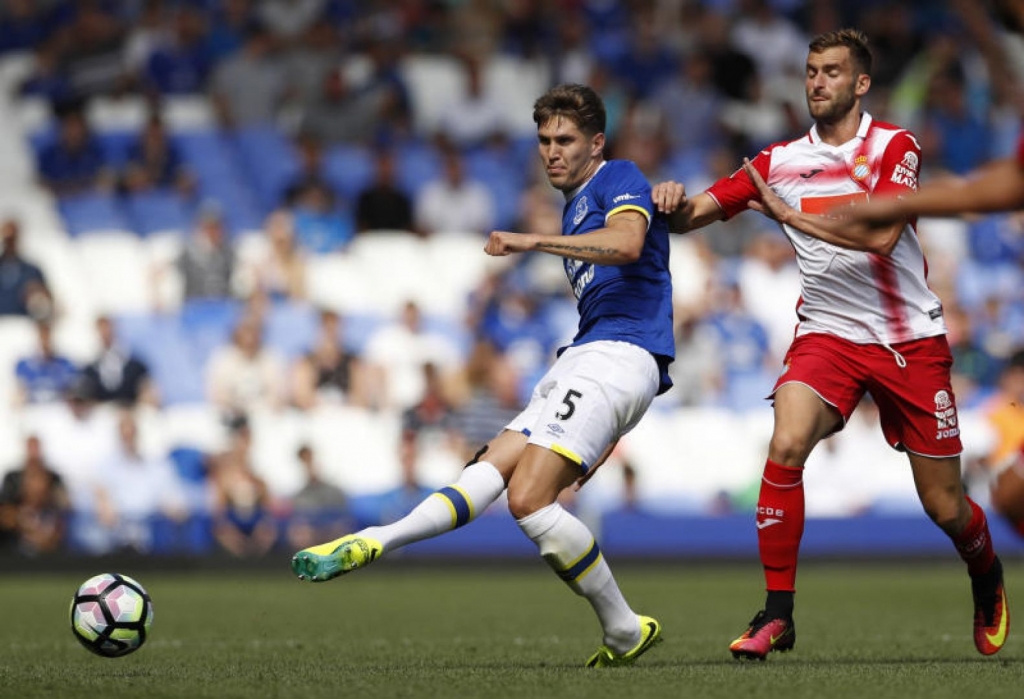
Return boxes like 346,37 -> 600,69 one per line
765,590 -> 795,619
604,617 -> 641,654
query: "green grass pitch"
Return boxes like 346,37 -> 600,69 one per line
2,559 -> 1023,698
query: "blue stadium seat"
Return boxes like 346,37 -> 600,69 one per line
464,147 -> 526,191
31,128 -> 133,169
323,144 -> 374,199
150,513 -> 214,554
58,192 -> 132,236
421,313 -> 472,359
340,312 -> 388,354
202,182 -> 265,234
179,298 -> 244,371
232,124 -> 299,207
95,130 -> 136,168
264,301 -> 319,359
510,134 -> 540,171
174,130 -> 265,234
464,148 -> 525,229
28,127 -> 55,155
663,148 -> 711,183
125,189 -> 194,236
168,446 -> 207,482
116,312 -> 207,404
179,298 -> 244,331
393,141 -> 442,197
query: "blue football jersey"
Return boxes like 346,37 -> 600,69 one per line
560,159 -> 675,393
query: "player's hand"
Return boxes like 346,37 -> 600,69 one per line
652,180 -> 687,214
484,230 -> 533,256
743,158 -> 795,224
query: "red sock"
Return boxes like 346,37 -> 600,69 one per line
954,497 -> 996,576
757,459 -> 805,592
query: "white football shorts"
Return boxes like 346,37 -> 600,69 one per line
505,340 -> 659,473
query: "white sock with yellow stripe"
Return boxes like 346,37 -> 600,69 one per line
517,503 -> 640,654
361,461 -> 505,552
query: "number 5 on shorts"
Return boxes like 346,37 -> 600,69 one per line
556,389 -> 583,420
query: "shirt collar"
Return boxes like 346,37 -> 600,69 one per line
808,112 -> 873,147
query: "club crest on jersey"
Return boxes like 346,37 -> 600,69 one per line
573,196 -> 589,225
850,155 -> 870,182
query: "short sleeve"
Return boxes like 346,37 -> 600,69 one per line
604,161 -> 654,225
873,130 -> 921,197
706,149 -> 771,220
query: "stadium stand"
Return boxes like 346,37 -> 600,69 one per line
1,1 -> 1023,558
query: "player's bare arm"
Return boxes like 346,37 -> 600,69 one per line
651,181 -> 725,232
485,209 -> 647,265
741,158 -> 904,256
841,157 -> 1024,225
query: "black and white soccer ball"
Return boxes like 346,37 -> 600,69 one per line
70,573 -> 154,658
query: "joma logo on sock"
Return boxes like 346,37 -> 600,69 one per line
756,506 -> 784,530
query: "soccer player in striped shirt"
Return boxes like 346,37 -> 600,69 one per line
654,28 -> 1008,660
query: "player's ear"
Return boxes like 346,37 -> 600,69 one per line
855,73 -> 871,97
591,132 -> 605,157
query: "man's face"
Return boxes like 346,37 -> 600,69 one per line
537,116 -> 604,193
1,220 -> 17,255
805,47 -> 866,125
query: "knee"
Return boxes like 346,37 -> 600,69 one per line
768,430 -> 815,466
506,487 -> 548,521
921,491 -> 968,535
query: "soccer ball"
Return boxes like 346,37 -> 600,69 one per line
70,573 -> 154,658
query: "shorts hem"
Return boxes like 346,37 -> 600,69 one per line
899,445 -> 963,459
771,379 -> 849,430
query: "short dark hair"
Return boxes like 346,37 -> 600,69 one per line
808,28 -> 873,77
532,84 -> 606,137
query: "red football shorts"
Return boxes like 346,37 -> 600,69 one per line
772,333 -> 963,457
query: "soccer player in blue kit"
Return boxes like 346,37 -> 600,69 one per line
292,83 -> 674,668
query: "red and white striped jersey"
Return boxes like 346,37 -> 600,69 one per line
707,113 -> 945,346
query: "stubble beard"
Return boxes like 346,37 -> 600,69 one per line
808,88 -> 856,126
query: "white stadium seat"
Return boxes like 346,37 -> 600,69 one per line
306,251 -> 373,316
72,232 -> 154,315
306,405 -> 403,496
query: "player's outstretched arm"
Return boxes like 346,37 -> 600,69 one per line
741,159 -> 904,255
484,210 -> 647,265
651,181 -> 724,232
841,157 -> 1024,225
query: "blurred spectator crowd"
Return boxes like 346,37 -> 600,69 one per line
3,0 -> 1024,557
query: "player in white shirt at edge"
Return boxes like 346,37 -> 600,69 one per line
653,28 -> 1009,661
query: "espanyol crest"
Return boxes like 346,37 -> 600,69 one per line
573,196 -> 588,225
851,155 -> 870,181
